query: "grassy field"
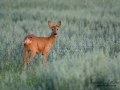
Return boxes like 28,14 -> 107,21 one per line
0,0 -> 120,90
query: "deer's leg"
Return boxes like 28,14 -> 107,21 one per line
28,51 -> 36,67
43,53 -> 48,67
28,51 -> 36,73
23,48 -> 28,70
42,45 -> 51,67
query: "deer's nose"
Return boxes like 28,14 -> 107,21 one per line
54,33 -> 57,35
53,30 -> 57,35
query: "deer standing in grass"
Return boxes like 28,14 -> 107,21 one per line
23,21 -> 61,69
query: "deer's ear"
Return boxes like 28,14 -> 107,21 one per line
56,21 -> 61,27
48,21 -> 54,28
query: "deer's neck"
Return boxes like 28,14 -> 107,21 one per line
48,34 -> 57,45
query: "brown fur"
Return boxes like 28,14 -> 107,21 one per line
23,21 -> 61,69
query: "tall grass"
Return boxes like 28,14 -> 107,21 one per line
0,0 -> 120,90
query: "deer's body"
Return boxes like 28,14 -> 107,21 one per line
24,34 -> 56,54
23,21 -> 61,69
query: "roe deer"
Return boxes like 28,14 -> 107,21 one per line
23,21 -> 61,69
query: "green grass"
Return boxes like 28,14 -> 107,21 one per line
0,0 -> 120,90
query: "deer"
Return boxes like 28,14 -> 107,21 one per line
23,21 -> 61,70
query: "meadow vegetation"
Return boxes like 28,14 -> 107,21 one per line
0,0 -> 120,90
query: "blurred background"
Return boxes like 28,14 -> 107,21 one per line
0,0 -> 120,90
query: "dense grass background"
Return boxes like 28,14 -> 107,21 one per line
0,0 -> 120,90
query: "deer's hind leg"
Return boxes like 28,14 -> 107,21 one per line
28,51 -> 36,72
23,48 -> 28,70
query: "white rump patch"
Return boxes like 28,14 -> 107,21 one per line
24,38 -> 32,44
